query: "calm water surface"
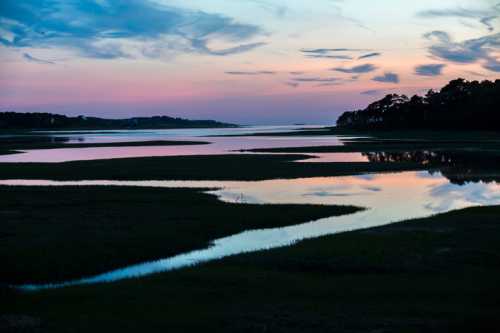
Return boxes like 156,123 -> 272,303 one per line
4,171 -> 500,290
0,126 -> 365,163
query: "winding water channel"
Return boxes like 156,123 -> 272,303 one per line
3,170 -> 500,291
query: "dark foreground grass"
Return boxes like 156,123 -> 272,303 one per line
2,205 -> 499,332
0,186 -> 359,284
0,154 -> 422,180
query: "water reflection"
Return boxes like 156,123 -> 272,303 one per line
37,125 -> 326,142
0,126 -> 358,163
3,171 -> 500,290
364,150 -> 500,184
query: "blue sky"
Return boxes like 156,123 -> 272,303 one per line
0,0 -> 499,124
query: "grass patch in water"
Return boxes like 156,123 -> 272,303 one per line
0,138 -> 208,156
0,154 -> 423,180
0,185 -> 360,284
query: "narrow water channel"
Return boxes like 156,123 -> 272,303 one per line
3,170 -> 500,290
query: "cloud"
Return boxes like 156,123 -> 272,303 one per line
22,53 -> 55,64
424,31 -> 487,63
465,70 -> 489,77
197,42 -> 267,56
428,181 -> 500,212
291,76 -> 358,88
225,70 -> 276,75
289,71 -> 305,75
306,54 -> 353,60
484,58 -> 500,72
480,16 -> 499,32
358,52 -> 381,59
372,72 -> 399,83
362,186 -> 382,192
417,4 -> 500,32
423,31 -> 500,72
300,48 -> 356,59
331,64 -> 377,74
316,82 -> 343,87
292,77 -> 341,83
246,0 -> 288,18
300,48 -> 368,55
326,0 -> 374,32
360,89 -> 385,96
0,0 -> 266,60
415,64 -> 446,76
285,82 -> 299,88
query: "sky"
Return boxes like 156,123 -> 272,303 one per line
0,0 -> 499,124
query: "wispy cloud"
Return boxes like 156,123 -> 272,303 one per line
300,48 -> 360,60
372,72 -> 399,83
291,75 -> 358,88
331,64 -> 377,74
360,89 -> 385,96
358,52 -> 381,60
484,59 -> 500,72
301,48 -> 368,55
0,0 -> 266,60
200,42 -> 267,56
246,0 -> 288,18
326,0 -> 374,32
415,64 -> 446,76
465,70 -> 489,78
225,71 -> 276,75
423,31 -> 500,72
292,77 -> 341,83
306,54 -> 353,60
418,4 -> 500,32
316,82 -> 344,87
23,53 -> 55,65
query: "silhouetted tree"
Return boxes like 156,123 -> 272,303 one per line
337,79 -> 500,130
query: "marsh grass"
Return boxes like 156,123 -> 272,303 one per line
3,206 -> 500,332
0,186 -> 360,284
0,137 -> 208,156
0,154 -> 423,180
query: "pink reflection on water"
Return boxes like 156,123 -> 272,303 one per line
297,153 -> 369,163
0,135 -> 362,163
8,171 -> 500,290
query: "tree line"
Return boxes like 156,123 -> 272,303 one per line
0,112 -> 237,130
337,79 -> 500,130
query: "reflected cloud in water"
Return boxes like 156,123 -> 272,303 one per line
2,170 -> 500,291
427,181 -> 500,212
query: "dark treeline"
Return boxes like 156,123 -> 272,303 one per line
337,79 -> 500,130
0,112 -> 237,130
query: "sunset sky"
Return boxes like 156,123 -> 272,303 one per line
1,0 -> 499,124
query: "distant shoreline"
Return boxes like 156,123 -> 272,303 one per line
0,111 -> 239,131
